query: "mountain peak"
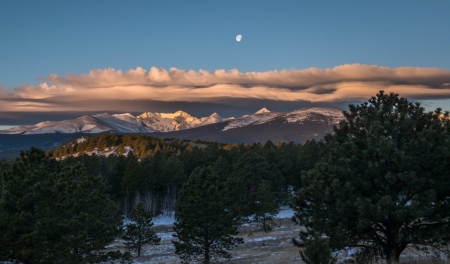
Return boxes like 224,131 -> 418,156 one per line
255,108 -> 270,114
173,110 -> 192,116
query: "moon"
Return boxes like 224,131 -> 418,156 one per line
236,34 -> 242,42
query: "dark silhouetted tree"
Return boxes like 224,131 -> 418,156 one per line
294,232 -> 336,264
227,151 -> 274,221
123,202 -> 160,257
255,180 -> 279,232
292,91 -> 450,263
0,147 -> 127,263
173,167 -> 243,264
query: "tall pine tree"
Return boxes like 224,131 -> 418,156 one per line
0,147 -> 127,263
123,202 -> 160,257
254,180 -> 279,232
173,166 -> 243,264
227,151 -> 274,221
292,91 -> 450,263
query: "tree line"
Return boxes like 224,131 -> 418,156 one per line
49,135 -> 321,217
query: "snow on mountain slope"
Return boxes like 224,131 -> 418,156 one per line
112,113 -> 145,126
0,114 -> 152,135
222,108 -> 280,131
254,107 -> 270,114
22,115 -> 112,134
222,107 -> 344,131
0,107 -> 344,135
0,110 -> 225,134
90,113 -> 152,133
137,111 -> 223,132
284,108 -> 343,125
198,112 -> 222,125
0,121 -> 60,134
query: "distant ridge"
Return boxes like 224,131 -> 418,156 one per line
0,110 -> 224,135
0,108 -> 344,140
148,107 -> 345,144
0,107 -> 346,158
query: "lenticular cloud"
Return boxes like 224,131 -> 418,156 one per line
3,64 -> 450,112
45,64 -> 450,90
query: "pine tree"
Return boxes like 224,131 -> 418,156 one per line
172,166 -> 243,264
121,154 -> 143,199
0,147 -> 127,263
297,233 -> 336,264
227,151 -> 273,221
292,91 -> 450,263
254,180 -> 279,232
123,202 -> 160,257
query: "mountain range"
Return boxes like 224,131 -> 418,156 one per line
147,107 -> 344,144
0,110 -> 223,134
0,108 -> 343,136
0,107 -> 345,158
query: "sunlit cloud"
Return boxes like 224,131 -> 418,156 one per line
2,64 -> 450,113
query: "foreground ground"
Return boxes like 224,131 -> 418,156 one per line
110,207 -> 303,263
110,207 -> 450,264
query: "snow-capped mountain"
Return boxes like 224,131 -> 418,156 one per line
222,108 -> 281,131
0,107 -> 346,158
282,107 -> 344,125
1,113 -> 152,135
0,111 -> 224,135
0,107 -> 344,137
136,110 -> 222,131
222,107 -> 343,132
148,107 -> 345,144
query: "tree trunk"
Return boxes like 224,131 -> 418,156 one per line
138,238 -> 141,257
386,250 -> 400,264
204,246 -> 210,264
262,215 -> 266,230
385,231 -> 401,264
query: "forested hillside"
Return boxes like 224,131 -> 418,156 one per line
48,133 -> 322,216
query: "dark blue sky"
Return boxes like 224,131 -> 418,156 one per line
1,0 -> 449,88
1,0 -> 450,127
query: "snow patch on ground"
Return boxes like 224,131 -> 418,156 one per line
76,137 -> 87,143
153,213 -> 176,227
150,206 -> 293,228
276,206 -> 294,219
246,236 -> 277,242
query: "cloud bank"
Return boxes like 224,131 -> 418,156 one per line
2,64 -> 450,116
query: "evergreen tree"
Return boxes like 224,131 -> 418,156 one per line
296,233 -> 336,264
172,167 -> 243,264
121,154 -> 144,201
254,180 -> 279,232
292,91 -> 450,263
123,202 -> 160,257
212,155 -> 231,180
161,154 -> 186,189
0,147 -> 127,263
227,151 -> 274,221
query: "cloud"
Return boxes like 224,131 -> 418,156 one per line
2,64 -> 450,114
